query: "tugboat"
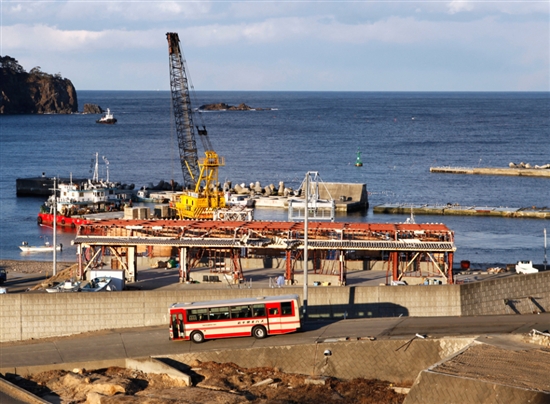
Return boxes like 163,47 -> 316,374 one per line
96,108 -> 117,124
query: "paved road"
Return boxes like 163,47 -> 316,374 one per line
1,313 -> 549,369
1,272 -> 49,294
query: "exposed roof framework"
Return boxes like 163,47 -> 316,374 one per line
74,219 -> 455,253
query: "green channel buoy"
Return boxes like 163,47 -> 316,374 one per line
355,149 -> 363,167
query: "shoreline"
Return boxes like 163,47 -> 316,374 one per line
0,259 -> 74,275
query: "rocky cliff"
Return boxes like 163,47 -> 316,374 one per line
0,56 -> 78,114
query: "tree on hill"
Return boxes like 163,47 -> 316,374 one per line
0,55 -> 26,73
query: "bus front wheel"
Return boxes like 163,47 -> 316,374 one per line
191,331 -> 205,343
252,325 -> 267,339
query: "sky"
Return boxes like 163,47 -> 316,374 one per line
1,1 -> 549,91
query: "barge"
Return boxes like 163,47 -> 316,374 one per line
373,203 -> 550,219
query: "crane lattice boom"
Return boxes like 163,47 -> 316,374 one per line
166,32 -> 225,219
167,32 -> 200,188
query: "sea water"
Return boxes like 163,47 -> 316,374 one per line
0,91 -> 548,266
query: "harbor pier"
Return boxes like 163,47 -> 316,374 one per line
373,203 -> 550,219
430,166 -> 550,178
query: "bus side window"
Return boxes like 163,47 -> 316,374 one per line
281,301 -> 293,315
210,307 -> 229,320
189,308 -> 208,322
269,308 -> 279,315
231,305 -> 252,319
252,304 -> 266,317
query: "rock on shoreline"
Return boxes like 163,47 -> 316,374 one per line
198,102 -> 273,111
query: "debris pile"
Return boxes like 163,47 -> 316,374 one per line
5,361 -> 407,404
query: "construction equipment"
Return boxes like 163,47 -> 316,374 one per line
166,32 -> 226,219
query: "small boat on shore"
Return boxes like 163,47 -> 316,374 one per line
19,240 -> 62,253
46,280 -> 81,293
96,108 -> 117,124
80,277 -> 117,292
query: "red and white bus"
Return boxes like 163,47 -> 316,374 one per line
169,294 -> 301,343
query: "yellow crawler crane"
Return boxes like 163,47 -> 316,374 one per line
167,32 -> 226,219
176,151 -> 226,219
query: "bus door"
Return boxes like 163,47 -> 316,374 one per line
265,302 -> 282,332
170,311 -> 185,340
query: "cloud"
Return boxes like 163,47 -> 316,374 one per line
2,1 -> 547,91
448,1 -> 474,15
2,24 -> 162,52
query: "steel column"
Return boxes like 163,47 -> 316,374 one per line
391,251 -> 399,281
448,252 -> 454,284
285,250 -> 293,283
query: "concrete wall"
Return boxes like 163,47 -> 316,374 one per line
404,370 -> 550,404
460,271 -> 550,315
0,338 -> 472,388
1,272 -> 549,343
319,182 -> 368,204
163,338 -> 473,386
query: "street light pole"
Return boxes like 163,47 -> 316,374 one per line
52,177 -> 57,277
303,173 -> 309,320
544,228 -> 547,271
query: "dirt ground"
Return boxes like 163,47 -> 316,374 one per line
5,360 -> 406,404
0,259 -> 74,275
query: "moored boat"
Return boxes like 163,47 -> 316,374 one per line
226,193 -> 255,207
134,188 -> 170,203
19,240 -> 62,253
37,153 -> 132,228
96,108 -> 117,124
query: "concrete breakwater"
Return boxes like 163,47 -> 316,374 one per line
374,203 -> 550,219
16,177 -> 369,214
430,166 -> 550,177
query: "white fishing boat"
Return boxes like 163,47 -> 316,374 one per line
96,108 -> 117,124
19,240 -> 62,253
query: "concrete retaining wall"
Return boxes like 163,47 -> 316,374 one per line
404,370 -> 550,404
460,271 -> 550,315
1,272 -> 549,342
165,338 -> 473,385
0,338 -> 472,396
